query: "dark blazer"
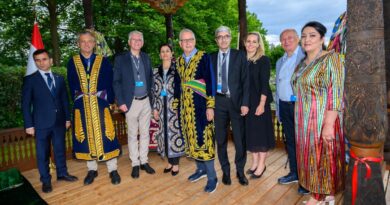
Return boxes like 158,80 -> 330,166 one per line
211,49 -> 249,110
113,51 -> 154,111
251,56 -> 273,104
22,71 -> 70,129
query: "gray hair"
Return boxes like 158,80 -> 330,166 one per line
78,30 -> 96,42
215,26 -> 231,37
128,30 -> 144,42
179,28 -> 196,41
279,29 -> 299,40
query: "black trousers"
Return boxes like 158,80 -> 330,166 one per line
279,100 -> 297,175
215,95 -> 246,175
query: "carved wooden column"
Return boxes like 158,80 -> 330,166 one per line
383,0 -> 390,164
344,0 -> 387,204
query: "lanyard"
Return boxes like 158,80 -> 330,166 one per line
218,51 -> 229,84
131,55 -> 141,80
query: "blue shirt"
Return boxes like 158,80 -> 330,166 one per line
182,48 -> 198,64
277,46 -> 299,101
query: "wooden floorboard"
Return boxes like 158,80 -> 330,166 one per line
23,143 -> 390,205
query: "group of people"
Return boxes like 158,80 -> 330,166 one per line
22,20 -> 345,204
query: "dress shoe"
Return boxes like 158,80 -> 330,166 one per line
204,178 -> 218,193
298,185 -> 310,195
222,173 -> 231,185
188,170 -> 207,182
84,170 -> 98,185
42,182 -> 52,193
246,168 -> 256,175
278,172 -> 298,185
250,166 -> 266,179
109,170 -> 121,185
237,173 -> 249,186
164,166 -> 172,173
171,169 -> 179,176
57,174 -> 78,182
140,163 -> 156,174
131,166 -> 140,178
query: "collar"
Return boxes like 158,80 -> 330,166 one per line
218,48 -> 231,55
38,69 -> 52,76
182,48 -> 198,59
282,46 -> 300,61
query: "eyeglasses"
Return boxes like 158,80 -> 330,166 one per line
216,35 -> 231,41
180,38 -> 195,43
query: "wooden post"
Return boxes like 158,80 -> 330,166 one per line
82,0 -> 94,29
238,0 -> 247,50
344,0 -> 387,204
165,13 -> 174,47
383,0 -> 390,164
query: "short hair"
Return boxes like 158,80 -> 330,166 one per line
77,30 -> 96,42
215,26 -> 231,37
279,29 -> 299,41
301,21 -> 327,38
33,49 -> 51,59
159,43 -> 173,52
128,30 -> 144,42
245,32 -> 265,62
179,28 -> 196,41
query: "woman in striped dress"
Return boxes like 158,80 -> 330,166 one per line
291,21 -> 345,205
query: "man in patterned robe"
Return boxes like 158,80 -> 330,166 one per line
67,31 -> 121,186
176,28 -> 217,193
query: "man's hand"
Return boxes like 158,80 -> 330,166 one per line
119,104 -> 128,112
240,106 -> 249,116
66,121 -> 71,129
206,108 -> 214,121
26,127 -> 35,136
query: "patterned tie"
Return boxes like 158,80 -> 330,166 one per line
45,73 -> 56,96
221,53 -> 227,94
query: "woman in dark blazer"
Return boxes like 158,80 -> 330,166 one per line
244,32 -> 275,179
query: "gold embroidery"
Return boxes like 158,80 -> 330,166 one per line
75,152 -> 93,160
101,149 -> 120,161
104,108 -> 115,141
74,109 -> 85,143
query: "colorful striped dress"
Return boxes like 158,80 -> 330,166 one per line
291,50 -> 345,196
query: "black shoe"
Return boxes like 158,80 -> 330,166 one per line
246,168 -> 256,175
164,166 -> 172,173
42,182 -> 52,193
109,170 -> 121,185
131,166 -> 140,178
237,173 -> 249,186
278,172 -> 298,185
140,163 -> 155,174
222,173 -> 231,185
298,185 -> 310,195
57,174 -> 78,182
250,166 -> 266,179
84,170 -> 98,185
171,170 -> 179,176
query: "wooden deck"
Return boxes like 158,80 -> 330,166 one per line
22,144 -> 390,205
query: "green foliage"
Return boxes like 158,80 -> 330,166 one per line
0,66 -> 67,129
268,45 -> 285,70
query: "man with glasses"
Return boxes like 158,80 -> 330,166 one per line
211,26 -> 249,186
113,30 -> 155,179
176,28 -> 217,193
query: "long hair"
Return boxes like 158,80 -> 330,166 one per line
245,31 -> 265,62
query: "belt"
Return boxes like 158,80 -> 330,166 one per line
279,100 -> 294,105
134,95 -> 148,100
216,93 -> 230,98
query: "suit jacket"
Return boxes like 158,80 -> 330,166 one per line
211,49 -> 249,110
275,46 -> 305,120
22,71 -> 70,129
113,51 -> 154,111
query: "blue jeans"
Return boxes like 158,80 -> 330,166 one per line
195,160 -> 216,180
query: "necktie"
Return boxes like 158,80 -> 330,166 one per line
221,53 -> 227,94
45,73 -> 56,96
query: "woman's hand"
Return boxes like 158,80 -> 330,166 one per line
255,104 -> 264,116
153,110 -> 159,121
322,123 -> 335,144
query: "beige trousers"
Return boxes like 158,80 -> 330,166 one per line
125,97 -> 151,167
86,158 -> 118,173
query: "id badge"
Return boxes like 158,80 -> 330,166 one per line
135,81 -> 144,87
217,84 -> 222,93
160,89 -> 167,97
290,95 -> 297,102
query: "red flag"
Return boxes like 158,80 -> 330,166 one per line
26,21 -> 44,76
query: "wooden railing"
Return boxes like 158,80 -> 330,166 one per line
0,111 -> 284,172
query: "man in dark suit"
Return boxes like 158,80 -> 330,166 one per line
211,26 -> 250,186
22,49 -> 78,193
113,30 -> 155,178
